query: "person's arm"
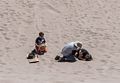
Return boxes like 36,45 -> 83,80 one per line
35,37 -> 38,44
41,37 -> 46,43
72,50 -> 77,55
35,37 -> 41,47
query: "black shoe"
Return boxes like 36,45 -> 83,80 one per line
55,55 -> 60,60
58,57 -> 66,62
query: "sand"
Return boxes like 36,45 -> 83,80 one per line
0,0 -> 120,83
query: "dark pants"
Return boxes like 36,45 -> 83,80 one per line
58,54 -> 76,62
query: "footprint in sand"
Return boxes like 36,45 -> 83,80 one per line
43,2 -> 61,14
0,59 -> 6,65
0,28 -> 4,32
2,32 -> 11,41
19,34 -> 27,46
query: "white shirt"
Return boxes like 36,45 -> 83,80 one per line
61,42 -> 77,56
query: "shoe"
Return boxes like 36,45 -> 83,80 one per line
55,55 -> 60,60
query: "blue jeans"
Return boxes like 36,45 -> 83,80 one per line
62,54 -> 76,62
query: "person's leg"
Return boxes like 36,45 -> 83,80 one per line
31,49 -> 37,55
35,45 -> 39,54
58,57 -> 66,62
27,49 -> 36,59
58,54 -> 76,62
65,54 -> 76,62
44,47 -> 47,52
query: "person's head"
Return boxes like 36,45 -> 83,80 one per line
74,41 -> 82,50
39,32 -> 44,37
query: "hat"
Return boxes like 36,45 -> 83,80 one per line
74,41 -> 82,49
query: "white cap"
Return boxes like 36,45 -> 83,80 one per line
74,41 -> 82,49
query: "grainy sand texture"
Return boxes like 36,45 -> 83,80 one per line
0,0 -> 120,83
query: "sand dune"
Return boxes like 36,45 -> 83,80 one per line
0,0 -> 120,83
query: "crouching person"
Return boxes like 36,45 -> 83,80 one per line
27,32 -> 47,59
55,41 -> 82,62
34,32 -> 47,54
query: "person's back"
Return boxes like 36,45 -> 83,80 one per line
61,42 -> 77,56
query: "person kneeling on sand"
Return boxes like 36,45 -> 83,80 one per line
55,41 -> 82,62
27,32 -> 47,59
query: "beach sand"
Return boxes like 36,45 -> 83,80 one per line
0,0 -> 120,83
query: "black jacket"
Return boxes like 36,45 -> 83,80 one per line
35,36 -> 46,45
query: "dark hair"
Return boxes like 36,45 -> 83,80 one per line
39,32 -> 44,36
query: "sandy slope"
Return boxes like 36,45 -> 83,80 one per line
0,0 -> 120,83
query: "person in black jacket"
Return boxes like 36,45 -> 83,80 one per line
35,32 -> 47,54
27,32 -> 47,59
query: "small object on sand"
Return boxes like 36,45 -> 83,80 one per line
27,54 -> 39,63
